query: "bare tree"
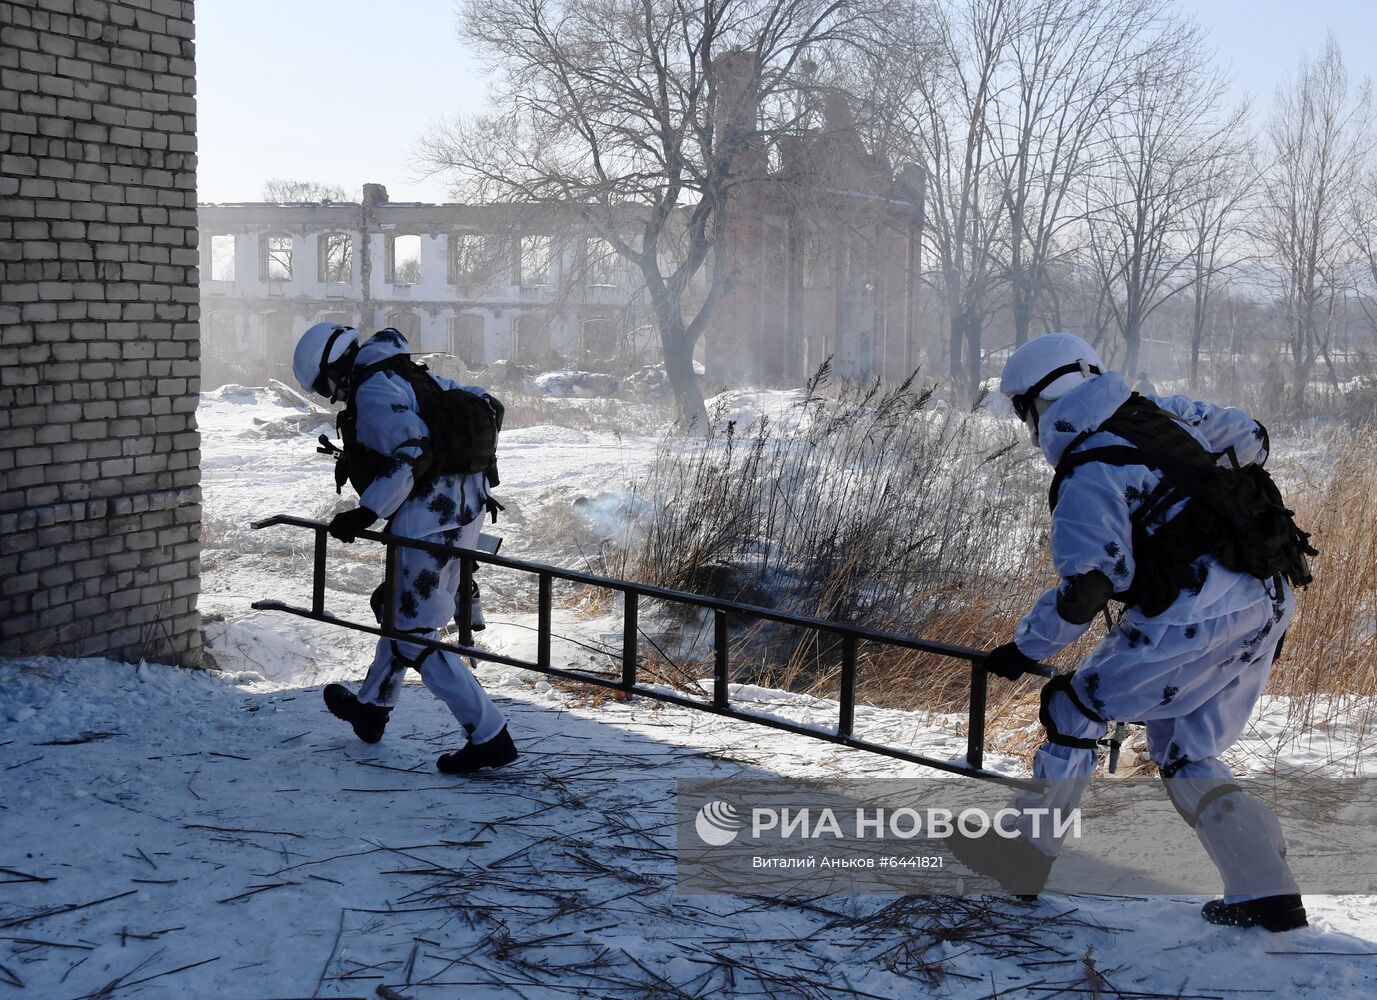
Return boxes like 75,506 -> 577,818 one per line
1257,36 -> 1372,414
1082,24 -> 1235,375
418,0 -> 874,423
990,0 -> 1174,349
1355,167 -> 1377,337
1182,119 -> 1254,387
261,178 -> 350,203
890,0 -> 1011,394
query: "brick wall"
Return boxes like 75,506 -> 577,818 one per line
0,0 -> 202,664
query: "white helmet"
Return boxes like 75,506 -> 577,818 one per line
999,333 -> 1104,425
293,321 -> 359,399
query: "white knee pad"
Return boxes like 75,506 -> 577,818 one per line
1159,757 -> 1236,825
1005,678 -> 1105,856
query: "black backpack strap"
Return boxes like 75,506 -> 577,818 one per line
1094,397 -> 1218,474
349,353 -> 415,385
1049,397 -> 1214,509
1051,445 -> 1154,510
395,435 -> 434,484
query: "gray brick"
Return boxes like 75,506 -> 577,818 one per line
55,56 -> 92,80
35,425 -> 72,445
19,177 -> 56,197
2,573 -> 39,597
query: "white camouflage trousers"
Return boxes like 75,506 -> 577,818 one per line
356,513 -> 506,744
1012,578 -> 1298,902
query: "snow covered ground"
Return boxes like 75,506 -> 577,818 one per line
3,384 -> 1377,998
7,657 -> 1377,999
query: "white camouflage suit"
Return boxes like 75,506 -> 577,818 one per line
347,330 -> 506,744
1009,370 -> 1298,902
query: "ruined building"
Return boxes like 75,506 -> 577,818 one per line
710,58 -> 926,386
198,99 -> 923,390
197,191 -> 652,388
1,0 -> 201,664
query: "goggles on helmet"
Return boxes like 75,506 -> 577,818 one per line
1009,361 -> 1101,424
312,326 -> 355,401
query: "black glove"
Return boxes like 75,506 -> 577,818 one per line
983,641 -> 1040,681
328,506 -> 377,543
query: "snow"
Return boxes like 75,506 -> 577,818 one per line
530,370 -> 621,398
703,387 -> 818,431
5,653 -> 1377,997
2,385 -> 1376,997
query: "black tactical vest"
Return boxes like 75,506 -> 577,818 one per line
1049,396 -> 1316,617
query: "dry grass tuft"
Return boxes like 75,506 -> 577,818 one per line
1269,427 -> 1377,751
600,369 -> 1377,763
590,366 -> 1049,699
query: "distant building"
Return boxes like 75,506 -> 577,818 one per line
199,100 -> 924,391
197,187 -> 651,387
710,61 -> 926,386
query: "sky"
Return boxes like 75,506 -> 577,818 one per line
196,0 -> 482,204
194,0 -> 1377,205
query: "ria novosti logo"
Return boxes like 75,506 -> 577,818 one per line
694,800 -> 746,846
690,801 -> 1082,846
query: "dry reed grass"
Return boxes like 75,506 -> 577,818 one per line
1268,427 -> 1377,755
589,365 -> 1048,698
602,367 -> 1377,765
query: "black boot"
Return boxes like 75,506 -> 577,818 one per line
323,683 -> 391,744
945,829 -> 1054,898
436,726 -> 518,775
1202,894 -> 1308,932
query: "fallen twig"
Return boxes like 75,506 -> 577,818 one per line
184,823 -> 303,839
34,731 -> 123,746
0,866 -> 55,883
216,882 -> 299,904
78,955 -> 219,998
0,889 -> 137,930
313,909 -> 346,999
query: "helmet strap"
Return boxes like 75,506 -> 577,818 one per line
1012,360 -> 1102,421
324,340 -> 359,403
312,326 -> 357,401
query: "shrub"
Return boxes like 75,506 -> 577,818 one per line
597,366 -> 1048,702
605,370 -> 1377,767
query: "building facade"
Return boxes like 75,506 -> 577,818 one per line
198,107 -> 925,393
0,0 -> 202,664
198,189 -> 653,387
710,81 -> 926,386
